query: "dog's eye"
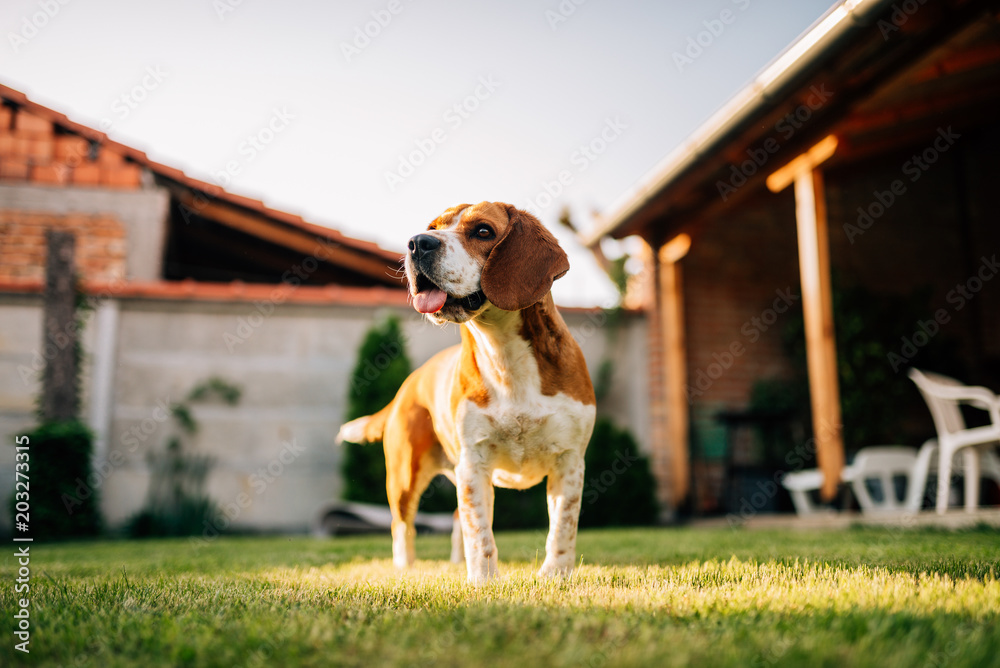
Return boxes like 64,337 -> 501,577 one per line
472,225 -> 494,240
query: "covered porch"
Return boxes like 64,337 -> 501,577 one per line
585,0 -> 1000,516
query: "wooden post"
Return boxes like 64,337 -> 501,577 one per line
793,170 -> 844,499
41,229 -> 79,422
658,234 -> 692,507
767,136 -> 844,501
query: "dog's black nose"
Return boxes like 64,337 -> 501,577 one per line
408,234 -> 441,258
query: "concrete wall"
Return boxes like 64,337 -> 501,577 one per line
0,294 -> 647,534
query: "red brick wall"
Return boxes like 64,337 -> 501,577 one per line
683,192 -> 801,409
675,193 -> 801,512
0,105 -> 141,188
641,193 -> 802,512
0,210 -> 127,282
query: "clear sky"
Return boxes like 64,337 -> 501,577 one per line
2,0 -> 834,305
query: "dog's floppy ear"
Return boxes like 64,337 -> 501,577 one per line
481,204 -> 569,311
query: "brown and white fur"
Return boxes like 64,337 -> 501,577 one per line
336,202 -> 596,585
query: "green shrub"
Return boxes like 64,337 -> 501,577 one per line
775,283 -> 963,452
342,315 -> 411,505
492,486 -> 548,530
490,418 -> 659,530
125,436 -> 217,538
421,469 -> 547,530
10,278 -> 104,541
126,377 -> 240,538
579,418 -> 659,527
11,420 -> 102,541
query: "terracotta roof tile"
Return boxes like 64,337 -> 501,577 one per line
0,278 -> 412,307
0,83 -> 402,263
0,278 -> 638,316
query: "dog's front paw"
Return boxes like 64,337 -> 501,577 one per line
466,561 -> 499,586
463,539 -> 499,585
538,556 -> 574,579
466,572 -> 497,586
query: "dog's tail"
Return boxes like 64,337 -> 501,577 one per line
335,402 -> 393,445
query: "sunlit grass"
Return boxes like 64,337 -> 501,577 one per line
2,526 -> 999,667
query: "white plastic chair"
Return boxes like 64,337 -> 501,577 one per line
841,446 -> 919,513
908,368 -> 1000,514
781,468 -> 829,515
906,438 -> 1000,512
782,445 -> 919,515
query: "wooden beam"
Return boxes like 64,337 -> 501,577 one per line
767,134 -> 844,501
174,192 -> 405,287
658,234 -> 691,507
792,169 -> 844,501
836,84 -> 1000,138
766,135 -> 838,194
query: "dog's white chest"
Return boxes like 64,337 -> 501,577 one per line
461,389 -> 593,489
440,308 -> 595,490
484,408 -> 543,447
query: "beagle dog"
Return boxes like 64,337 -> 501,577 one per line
337,202 -> 596,584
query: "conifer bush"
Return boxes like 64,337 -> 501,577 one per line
342,315 -> 411,505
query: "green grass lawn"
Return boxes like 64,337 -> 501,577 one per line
2,526 -> 999,667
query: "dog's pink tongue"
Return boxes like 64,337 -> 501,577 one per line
413,289 -> 447,314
